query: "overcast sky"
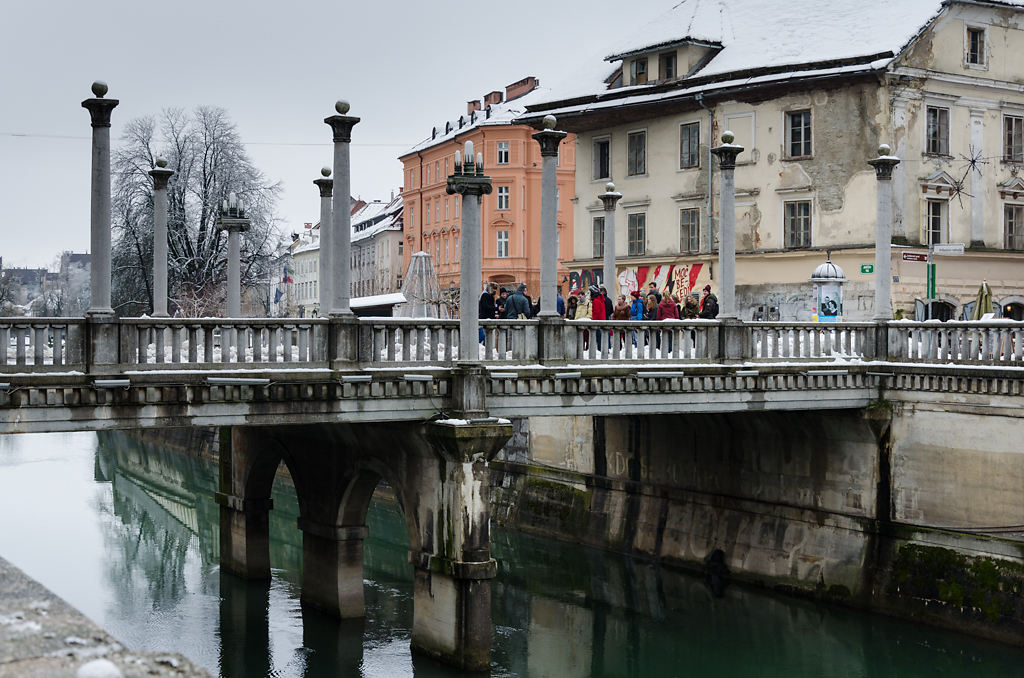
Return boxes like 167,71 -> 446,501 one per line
1,0 -> 672,268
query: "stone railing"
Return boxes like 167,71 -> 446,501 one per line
0,318 -> 85,371
120,318 -> 328,368
888,321 -> 1024,366
2,316 -> 1024,375
747,322 -> 875,361
562,320 -> 716,362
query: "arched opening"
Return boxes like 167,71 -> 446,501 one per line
914,298 -> 955,321
1003,302 -> 1024,321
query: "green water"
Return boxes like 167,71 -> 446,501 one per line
0,430 -> 1022,677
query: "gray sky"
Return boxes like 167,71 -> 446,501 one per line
1,0 -> 670,268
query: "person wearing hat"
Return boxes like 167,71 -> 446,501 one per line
699,285 -> 719,319
629,290 -> 645,347
505,283 -> 533,319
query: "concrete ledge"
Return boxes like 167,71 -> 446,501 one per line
407,552 -> 498,580
0,556 -> 211,677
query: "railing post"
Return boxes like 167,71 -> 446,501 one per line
329,316 -> 358,368
149,158 -> 174,317
537,316 -> 566,366
720,319 -> 747,361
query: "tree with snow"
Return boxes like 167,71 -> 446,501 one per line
110,107 -> 280,317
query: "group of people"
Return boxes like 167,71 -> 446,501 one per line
565,282 -> 719,322
478,282 -> 566,323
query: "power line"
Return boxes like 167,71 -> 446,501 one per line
1,132 -> 412,147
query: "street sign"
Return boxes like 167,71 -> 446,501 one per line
933,243 -> 965,255
902,252 -> 928,262
860,264 -> 874,274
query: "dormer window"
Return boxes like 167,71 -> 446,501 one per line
659,52 -> 677,79
966,26 -> 986,67
630,58 -> 648,85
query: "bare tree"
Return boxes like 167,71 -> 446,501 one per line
111,107 -> 280,317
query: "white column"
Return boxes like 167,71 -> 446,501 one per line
970,108 -> 986,247
532,118 -> 567,316
325,102 -> 360,316
869,145 -> 901,321
82,82 -> 118,315
149,159 -> 173,317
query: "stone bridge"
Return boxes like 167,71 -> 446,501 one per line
3,314 -> 1024,668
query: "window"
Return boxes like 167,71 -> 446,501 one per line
445,238 -> 449,264
435,161 -> 439,182
409,206 -> 414,225
679,208 -> 699,252
659,51 -> 677,79
445,198 -> 450,220
592,216 -> 604,258
784,201 -> 811,248
398,240 -> 404,255
497,141 -> 510,165
627,131 -> 646,175
435,201 -> 439,222
497,230 -> 509,258
967,27 -> 986,66
435,240 -> 440,262
445,157 -> 449,176
630,58 -> 648,85
425,201 -> 430,224
679,122 -> 700,169
926,106 -> 950,155
786,110 -> 812,158
627,213 -> 646,255
925,199 -> 945,245
593,137 -> 610,180
1006,205 -> 1024,249
426,165 -> 431,184
497,186 -> 510,210
1004,116 -> 1023,162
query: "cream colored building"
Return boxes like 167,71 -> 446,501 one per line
522,0 -> 1024,321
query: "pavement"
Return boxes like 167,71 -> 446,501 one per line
0,557 -> 212,678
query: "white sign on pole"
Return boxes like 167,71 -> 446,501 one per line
932,243 -> 965,255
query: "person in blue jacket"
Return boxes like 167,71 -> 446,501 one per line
629,290 -> 645,346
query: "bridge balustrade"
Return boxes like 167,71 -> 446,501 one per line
362,318 -> 459,365
0,319 -> 85,371
120,318 -> 328,368
747,322 -> 874,360
889,321 -> 1024,365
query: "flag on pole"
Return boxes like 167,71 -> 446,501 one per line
274,288 -> 283,304
282,266 -> 293,283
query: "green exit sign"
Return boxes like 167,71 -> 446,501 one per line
860,264 -> 874,274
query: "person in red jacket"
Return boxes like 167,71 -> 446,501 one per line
656,292 -> 679,354
589,285 -> 607,350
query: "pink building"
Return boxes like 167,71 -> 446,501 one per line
399,76 -> 575,299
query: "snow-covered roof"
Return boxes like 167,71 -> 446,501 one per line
532,0 -> 1024,114
351,292 -> 406,309
403,84 -> 552,156
352,193 -> 403,245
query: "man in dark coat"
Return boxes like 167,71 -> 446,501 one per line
699,285 -> 720,319
478,283 -> 497,343
505,283 -> 532,319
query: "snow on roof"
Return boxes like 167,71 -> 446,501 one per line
351,292 -> 406,308
403,84 -> 553,156
538,0 -> 1024,108
352,193 -> 403,244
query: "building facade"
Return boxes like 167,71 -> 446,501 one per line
522,0 -> 1024,321
399,76 -> 575,301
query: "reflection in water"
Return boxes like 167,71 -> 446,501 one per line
0,431 -> 1022,677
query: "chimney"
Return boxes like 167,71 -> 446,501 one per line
467,99 -> 482,115
505,76 -> 539,101
483,90 -> 503,106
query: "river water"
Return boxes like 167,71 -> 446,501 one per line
1,431 -> 1022,677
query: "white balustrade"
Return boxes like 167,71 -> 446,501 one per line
890,321 -> 1024,365
565,320 -> 714,363
747,322 -> 874,360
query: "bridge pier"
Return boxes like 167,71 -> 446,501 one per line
216,427 -> 275,580
298,520 -> 367,618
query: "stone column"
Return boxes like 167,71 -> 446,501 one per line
869,145 -> 901,358
324,101 -> 359,316
82,81 -> 118,316
710,131 -> 743,321
532,115 -> 567,317
149,158 -> 174,317
413,420 -> 513,671
868,145 -> 900,321
299,521 -> 367,617
969,108 -> 985,248
446,142 -> 492,363
314,167 -> 334,317
599,182 -> 623,295
215,193 -> 251,318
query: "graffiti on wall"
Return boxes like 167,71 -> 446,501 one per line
570,263 -> 707,298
